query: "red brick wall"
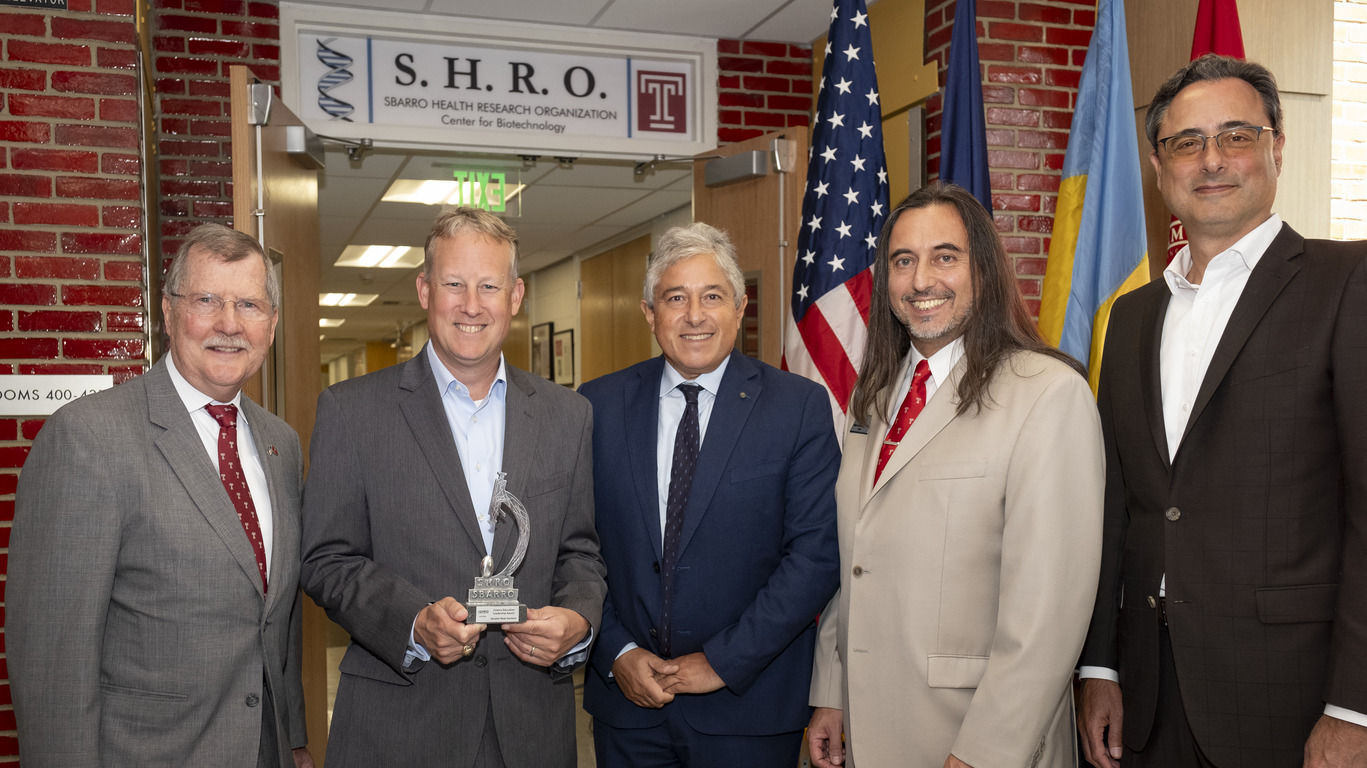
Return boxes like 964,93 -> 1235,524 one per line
1,0 -> 144,757
924,0 -> 1097,317
717,39 -> 813,143
151,0 -> 280,260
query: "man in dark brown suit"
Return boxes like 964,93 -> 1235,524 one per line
1077,55 -> 1367,768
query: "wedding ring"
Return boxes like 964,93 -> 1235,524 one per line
462,644 -> 475,657
530,646 -> 538,655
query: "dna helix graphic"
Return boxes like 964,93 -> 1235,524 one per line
316,38 -> 355,122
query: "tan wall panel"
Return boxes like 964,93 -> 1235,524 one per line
580,250 -> 615,381
365,341 -> 399,372
611,237 -> 652,367
505,300 -> 530,371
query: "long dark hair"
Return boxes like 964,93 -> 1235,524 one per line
851,182 -> 1082,423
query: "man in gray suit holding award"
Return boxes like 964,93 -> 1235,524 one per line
8,224 -> 314,767
300,207 -> 606,768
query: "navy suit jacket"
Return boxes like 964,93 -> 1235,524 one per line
580,351 -> 841,735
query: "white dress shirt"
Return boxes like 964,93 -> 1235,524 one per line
165,351 -> 274,580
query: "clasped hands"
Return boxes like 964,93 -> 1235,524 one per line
414,596 -> 588,668
610,648 -> 725,709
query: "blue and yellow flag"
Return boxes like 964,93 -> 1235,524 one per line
1039,0 -> 1149,392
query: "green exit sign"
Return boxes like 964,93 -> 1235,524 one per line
451,170 -> 514,212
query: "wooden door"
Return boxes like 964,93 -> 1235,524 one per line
580,234 -> 653,382
229,66 -> 328,763
691,128 -> 807,368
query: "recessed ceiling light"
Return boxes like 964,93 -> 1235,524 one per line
319,318 -> 346,327
319,292 -> 379,307
334,245 -> 424,269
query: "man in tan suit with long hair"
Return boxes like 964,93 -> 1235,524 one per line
808,182 -> 1104,767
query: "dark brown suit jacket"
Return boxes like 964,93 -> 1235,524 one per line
1080,224 -> 1367,767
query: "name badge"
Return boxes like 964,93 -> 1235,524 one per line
849,423 -> 869,435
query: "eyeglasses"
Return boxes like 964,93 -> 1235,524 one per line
169,291 -> 274,322
1157,125 -> 1277,159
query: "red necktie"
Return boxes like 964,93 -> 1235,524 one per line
873,360 -> 931,487
205,404 -> 268,592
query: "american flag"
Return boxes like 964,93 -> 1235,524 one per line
783,0 -> 888,431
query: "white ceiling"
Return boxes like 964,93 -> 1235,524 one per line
292,0 -> 841,362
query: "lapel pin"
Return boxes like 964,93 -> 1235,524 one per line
739,392 -> 748,399
268,446 -> 279,456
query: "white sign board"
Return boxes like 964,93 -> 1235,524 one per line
281,4 -> 718,159
0,375 -> 115,416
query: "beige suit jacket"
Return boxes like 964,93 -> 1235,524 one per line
811,350 -> 1104,767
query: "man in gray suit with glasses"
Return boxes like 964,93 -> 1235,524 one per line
8,223 -> 314,767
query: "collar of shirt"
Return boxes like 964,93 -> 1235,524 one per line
657,355 -> 730,401
887,336 -> 965,423
1163,213 -> 1282,293
425,341 -> 507,554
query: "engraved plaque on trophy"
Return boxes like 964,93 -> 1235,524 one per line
466,472 -> 529,625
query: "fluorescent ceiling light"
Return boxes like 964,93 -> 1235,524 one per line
319,292 -> 379,307
381,178 -> 524,207
319,318 -> 346,328
334,245 -> 423,269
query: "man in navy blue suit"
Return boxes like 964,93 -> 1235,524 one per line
580,222 -> 841,767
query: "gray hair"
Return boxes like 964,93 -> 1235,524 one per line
642,222 -> 745,308
424,207 -> 519,279
1146,54 -> 1282,150
165,223 -> 279,309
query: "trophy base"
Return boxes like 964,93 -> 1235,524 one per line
467,603 -> 527,625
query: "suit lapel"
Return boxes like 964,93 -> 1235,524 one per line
627,359 -> 666,557
677,352 -> 759,555
1136,285 -> 1172,467
1181,225 -> 1303,449
396,354 -> 486,553
867,355 -> 963,503
146,361 -> 266,598
241,396 -> 294,611
493,368 -> 536,568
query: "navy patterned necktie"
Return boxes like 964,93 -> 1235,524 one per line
660,383 -> 701,657
205,404 -> 268,592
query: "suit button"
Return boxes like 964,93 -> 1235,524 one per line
475,655 -> 487,668
649,628 -> 658,638
652,561 -> 660,574
1165,507 -> 1181,521
852,565 -> 863,577
245,694 -> 260,708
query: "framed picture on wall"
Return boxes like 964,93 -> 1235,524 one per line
552,329 -> 575,386
531,322 -> 554,380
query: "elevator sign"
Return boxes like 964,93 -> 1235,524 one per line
281,3 -> 717,159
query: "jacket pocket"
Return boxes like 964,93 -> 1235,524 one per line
1255,583 -> 1337,624
926,654 -> 989,688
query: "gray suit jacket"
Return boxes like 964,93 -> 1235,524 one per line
300,351 -> 606,768
8,357 -> 308,768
